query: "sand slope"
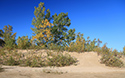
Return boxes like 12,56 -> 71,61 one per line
0,51 -> 125,78
55,52 -> 125,73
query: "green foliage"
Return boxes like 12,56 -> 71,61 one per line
123,46 -> 125,56
67,33 -> 85,52
1,50 -> 21,65
93,47 -> 102,55
4,56 -> 19,66
4,38 -> 16,50
47,52 -> 77,67
85,37 -> 102,52
17,36 -> 31,49
1,1 -> 125,69
0,29 -> 3,38
31,2 -> 52,46
0,65 -> 4,72
0,49 -> 77,67
2,25 -> 17,50
0,39 -> 5,47
100,54 -> 124,67
67,32 -> 102,52
0,50 -> 44,67
21,55 -> 45,67
31,2 -> 75,47
31,19 -> 53,47
101,44 -> 110,55
32,2 -> 51,26
112,49 -> 122,58
52,12 -> 75,45
100,45 -> 123,68
48,43 -> 65,52
66,29 -> 76,45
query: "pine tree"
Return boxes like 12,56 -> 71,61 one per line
0,29 -> 5,47
32,2 -> 51,26
31,2 -> 52,46
17,36 -> 31,49
31,2 -> 75,47
123,46 -> 125,56
0,29 -> 3,38
52,12 -> 75,45
2,25 -> 16,50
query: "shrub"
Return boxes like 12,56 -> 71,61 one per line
43,69 -> 65,74
67,33 -> 102,52
17,36 -> 31,49
101,44 -> 110,55
123,46 -> 125,56
48,43 -> 65,52
47,52 -> 77,67
112,49 -> 122,58
0,65 -> 4,72
0,50 -> 45,67
1,50 -> 21,66
21,56 -> 45,67
93,47 -> 102,55
2,25 -> 17,50
67,33 -> 85,52
100,55 -> 124,67
0,39 -> 5,47
4,56 -> 20,66
4,38 -> 17,51
0,49 -> 77,67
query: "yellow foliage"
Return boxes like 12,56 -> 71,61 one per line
32,19 -> 53,43
123,46 -> 125,52
13,32 -> 17,36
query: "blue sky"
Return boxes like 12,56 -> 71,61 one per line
0,0 -> 125,51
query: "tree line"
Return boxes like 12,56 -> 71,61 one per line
0,2 -> 125,54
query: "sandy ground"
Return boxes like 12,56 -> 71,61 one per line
0,51 -> 125,78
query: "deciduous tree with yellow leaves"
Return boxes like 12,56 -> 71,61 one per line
31,2 -> 75,47
31,2 -> 52,46
31,19 -> 53,46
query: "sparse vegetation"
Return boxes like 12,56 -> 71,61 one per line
0,65 -> 4,72
43,69 -> 66,74
100,54 -> 124,67
67,33 -> 102,52
0,2 -> 124,68
1,25 -> 17,51
123,46 -> 125,56
0,50 -> 77,67
17,36 -> 31,49
47,52 -> 77,67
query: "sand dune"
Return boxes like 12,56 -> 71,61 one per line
0,51 -> 125,78
55,52 -> 125,73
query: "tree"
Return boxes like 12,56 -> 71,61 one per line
17,36 -> 31,49
65,29 -> 75,45
31,2 -> 75,47
52,12 -> 75,45
123,46 -> 125,56
0,29 -> 3,38
101,43 -> 110,55
31,19 -> 53,46
67,32 -> 85,52
31,2 -> 52,46
0,29 -> 5,47
32,2 -> 51,26
2,25 -> 16,50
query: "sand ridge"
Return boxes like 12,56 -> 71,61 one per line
0,51 -> 125,78
55,51 -> 125,73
